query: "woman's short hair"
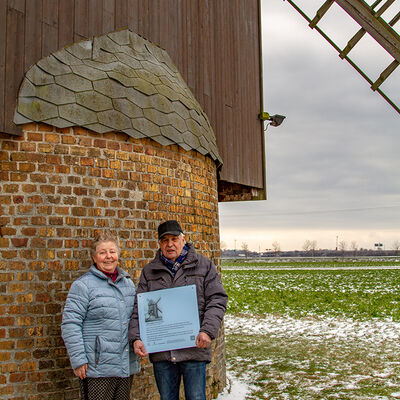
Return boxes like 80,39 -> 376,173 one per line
90,232 -> 120,256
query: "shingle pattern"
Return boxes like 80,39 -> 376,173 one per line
14,29 -> 222,166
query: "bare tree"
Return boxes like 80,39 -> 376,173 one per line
302,240 -> 317,255
350,241 -> 358,255
310,240 -> 317,256
272,241 -> 281,255
302,240 -> 311,252
241,242 -> 249,257
338,240 -> 347,255
392,240 -> 400,255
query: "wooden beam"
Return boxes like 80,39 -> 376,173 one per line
334,0 -> 400,62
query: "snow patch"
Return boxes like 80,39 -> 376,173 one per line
224,314 -> 400,345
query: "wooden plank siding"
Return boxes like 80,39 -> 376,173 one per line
4,0 -> 25,135
74,0 -> 89,40
0,0 -> 264,198
0,1 -> 7,131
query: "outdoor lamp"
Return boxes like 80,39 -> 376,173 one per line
259,112 -> 286,128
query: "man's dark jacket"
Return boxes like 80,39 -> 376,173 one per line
128,243 -> 228,363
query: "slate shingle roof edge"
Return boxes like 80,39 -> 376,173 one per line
14,29 -> 222,167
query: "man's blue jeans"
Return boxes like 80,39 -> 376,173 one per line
153,361 -> 206,400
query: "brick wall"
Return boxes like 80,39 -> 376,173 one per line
0,123 -> 225,400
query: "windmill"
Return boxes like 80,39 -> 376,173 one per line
145,297 -> 162,322
285,0 -> 400,114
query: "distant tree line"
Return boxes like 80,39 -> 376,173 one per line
221,239 -> 400,258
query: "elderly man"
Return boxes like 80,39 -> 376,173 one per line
129,220 -> 228,400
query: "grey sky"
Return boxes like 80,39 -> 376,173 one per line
219,0 -> 400,252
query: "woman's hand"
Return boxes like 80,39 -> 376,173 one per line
196,332 -> 211,349
73,364 -> 88,379
133,340 -> 148,357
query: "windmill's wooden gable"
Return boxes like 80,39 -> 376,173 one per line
1,0 -> 264,201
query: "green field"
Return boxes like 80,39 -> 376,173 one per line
222,257 -> 400,270
223,267 -> 400,321
218,258 -> 400,400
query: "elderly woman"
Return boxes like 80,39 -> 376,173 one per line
61,232 -> 140,400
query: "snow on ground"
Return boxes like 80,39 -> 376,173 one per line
216,314 -> 400,399
216,371 -> 251,399
223,266 -> 400,270
224,314 -> 400,344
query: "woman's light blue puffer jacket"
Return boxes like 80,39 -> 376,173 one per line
61,265 -> 140,377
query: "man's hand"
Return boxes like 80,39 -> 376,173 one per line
74,364 -> 88,379
196,332 -> 211,349
133,339 -> 148,357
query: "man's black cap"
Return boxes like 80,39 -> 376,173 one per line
158,220 -> 183,239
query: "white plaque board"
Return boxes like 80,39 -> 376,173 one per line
137,285 -> 200,353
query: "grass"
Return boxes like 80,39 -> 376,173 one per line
222,257 -> 400,269
219,258 -> 400,399
225,331 -> 400,399
223,268 -> 400,320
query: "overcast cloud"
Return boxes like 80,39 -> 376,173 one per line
219,0 -> 400,252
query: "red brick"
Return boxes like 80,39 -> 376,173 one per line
81,157 -> 94,166
0,316 -> 14,326
15,293 -> 33,305
0,126 -> 223,400
54,144 -> 69,154
19,250 -> 37,259
62,135 -> 75,144
46,155 -> 62,165
37,143 -> 54,153
71,207 -> 86,216
11,238 -> 28,247
16,205 -> 33,214
73,187 -> 87,196
0,385 -> 14,395
54,207 -> 69,215
8,261 -> 25,270
17,316 -> 33,326
30,238 -> 46,247
21,227 -> 36,236
28,261 -> 45,271
19,361 -> 36,371
9,281 -> 26,294
0,238 -> 9,247
2,141 -> 18,150
55,164 -> 70,174
48,216 -> 63,225
37,205 -> 52,214
94,138 -> 106,148
9,372 -> 26,382
49,175 -> 62,185
0,352 -> 11,362
102,169 -> 115,178
38,163 -> 55,173
1,161 -> 17,170
45,133 -> 60,143
38,227 -> 54,237
17,272 -> 34,281
39,185 -> 55,194
30,173 -> 46,182
38,123 -> 53,132
3,184 -> 19,193
38,250 -> 55,259
47,239 -> 62,248
21,184 -> 37,193
0,339 -> 15,350
31,216 -> 46,225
